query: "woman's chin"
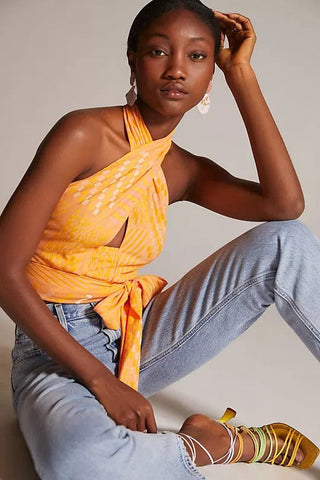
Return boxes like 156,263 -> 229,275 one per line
139,97 -> 196,118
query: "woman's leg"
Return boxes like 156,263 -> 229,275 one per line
11,303 -> 204,480
139,220 -> 320,396
14,359 -> 304,478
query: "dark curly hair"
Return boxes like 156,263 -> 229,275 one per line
127,0 -> 221,58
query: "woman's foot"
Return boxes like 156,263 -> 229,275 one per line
178,414 -> 304,467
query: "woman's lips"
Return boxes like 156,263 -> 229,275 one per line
160,83 -> 188,98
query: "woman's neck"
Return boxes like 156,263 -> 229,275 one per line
136,98 -> 184,140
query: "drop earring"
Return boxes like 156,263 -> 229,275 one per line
125,78 -> 137,107
197,93 -> 211,115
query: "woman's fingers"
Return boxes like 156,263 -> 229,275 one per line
219,30 -> 226,50
214,11 -> 252,28
214,11 -> 244,48
146,409 -> 158,434
213,9 -> 256,64
213,11 -> 255,38
224,13 -> 256,38
126,417 -> 138,431
133,414 -> 157,434
136,414 -> 147,433
129,403 -> 157,433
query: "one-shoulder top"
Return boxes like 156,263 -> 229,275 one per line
26,104 -> 174,390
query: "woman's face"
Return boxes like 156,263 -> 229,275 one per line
129,9 -> 216,118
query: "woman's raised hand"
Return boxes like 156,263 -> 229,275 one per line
213,11 -> 256,74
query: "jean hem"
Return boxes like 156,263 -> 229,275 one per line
175,434 -> 206,479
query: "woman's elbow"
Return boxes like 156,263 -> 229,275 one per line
269,195 -> 305,220
290,196 -> 305,219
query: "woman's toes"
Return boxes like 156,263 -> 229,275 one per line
272,444 -> 304,466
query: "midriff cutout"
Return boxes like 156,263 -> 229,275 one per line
106,218 -> 129,249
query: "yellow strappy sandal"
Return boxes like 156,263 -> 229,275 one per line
223,408 -> 319,469
178,408 -> 319,469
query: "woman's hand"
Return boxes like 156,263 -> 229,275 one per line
213,11 -> 256,74
91,372 -> 158,433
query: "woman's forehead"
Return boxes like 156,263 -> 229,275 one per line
138,9 -> 215,46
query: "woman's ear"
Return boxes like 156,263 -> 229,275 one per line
127,51 -> 136,76
130,72 -> 136,86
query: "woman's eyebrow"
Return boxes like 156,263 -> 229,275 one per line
147,33 -> 208,42
189,36 -> 208,42
146,33 -> 169,40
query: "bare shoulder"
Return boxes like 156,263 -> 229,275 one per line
38,107 -> 107,161
66,105 -> 125,140
45,105 -> 124,153
36,105 -> 127,181
13,105 -> 127,204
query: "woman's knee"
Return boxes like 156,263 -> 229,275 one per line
247,220 -> 312,247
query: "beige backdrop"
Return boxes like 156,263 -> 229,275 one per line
1,1 -> 319,480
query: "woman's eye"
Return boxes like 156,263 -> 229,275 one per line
151,49 -> 166,56
191,52 -> 207,60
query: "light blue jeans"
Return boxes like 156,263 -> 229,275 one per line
11,221 -> 320,480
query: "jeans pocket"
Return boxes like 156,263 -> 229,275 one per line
101,327 -> 121,363
11,325 -> 49,397
11,325 -> 43,365
52,303 -> 68,330
11,303 -> 62,368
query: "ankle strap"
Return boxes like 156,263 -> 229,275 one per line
178,423 -> 238,466
178,432 -> 215,465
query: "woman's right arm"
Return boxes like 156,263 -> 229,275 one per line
0,112 -> 157,433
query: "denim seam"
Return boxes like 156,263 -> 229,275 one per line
63,312 -> 99,321
140,271 -> 276,371
47,302 -> 98,322
59,313 -> 98,322
54,304 -> 68,330
11,347 -> 44,366
175,434 -> 206,479
275,284 -> 320,341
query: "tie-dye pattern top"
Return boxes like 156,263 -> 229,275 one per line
26,104 -> 174,389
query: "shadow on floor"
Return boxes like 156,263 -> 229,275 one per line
305,465 -> 320,480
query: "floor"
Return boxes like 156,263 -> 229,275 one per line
1,306 -> 319,480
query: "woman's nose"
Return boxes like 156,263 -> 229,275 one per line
164,54 -> 186,80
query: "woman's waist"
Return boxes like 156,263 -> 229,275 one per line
27,257 -> 141,282
26,260 -> 167,305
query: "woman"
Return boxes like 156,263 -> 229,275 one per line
0,0 -> 319,478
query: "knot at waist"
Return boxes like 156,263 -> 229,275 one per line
93,275 -> 167,390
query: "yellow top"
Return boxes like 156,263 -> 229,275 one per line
26,104 -> 174,390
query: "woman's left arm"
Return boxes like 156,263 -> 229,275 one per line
186,12 -> 304,221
